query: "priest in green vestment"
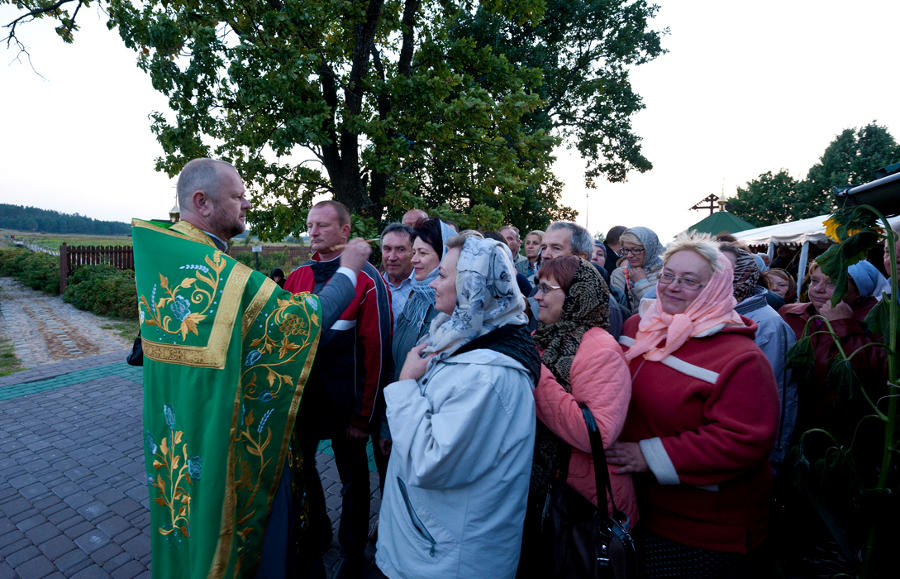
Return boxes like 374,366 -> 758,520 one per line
133,158 -> 372,578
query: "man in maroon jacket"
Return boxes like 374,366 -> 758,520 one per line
284,200 -> 393,577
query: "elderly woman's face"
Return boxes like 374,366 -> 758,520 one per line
534,274 -> 565,324
431,247 -> 460,315
808,269 -> 836,313
621,240 -> 645,268
658,250 -> 712,315
591,244 -> 606,267
524,234 -> 542,259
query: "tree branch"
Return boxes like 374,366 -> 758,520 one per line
398,0 -> 421,78
2,0 -> 80,48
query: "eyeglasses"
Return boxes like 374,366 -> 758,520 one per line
536,282 -> 562,294
658,270 -> 704,290
622,247 -> 645,255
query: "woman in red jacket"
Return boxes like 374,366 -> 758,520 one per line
778,259 -> 887,442
606,233 -> 779,578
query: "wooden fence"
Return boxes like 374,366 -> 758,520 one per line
228,245 -> 312,266
59,243 -> 134,293
57,243 -> 312,293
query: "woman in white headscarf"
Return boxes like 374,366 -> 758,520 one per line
375,233 -> 539,579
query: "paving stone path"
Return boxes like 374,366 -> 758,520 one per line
0,278 -> 133,368
0,278 -> 383,578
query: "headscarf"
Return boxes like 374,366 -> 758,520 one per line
529,258 -> 610,512
532,258 -> 610,388
848,260 -> 887,298
625,250 -> 744,362
398,220 -> 458,331
423,236 -> 527,361
732,247 -> 761,303
624,226 -> 664,271
753,253 -> 769,273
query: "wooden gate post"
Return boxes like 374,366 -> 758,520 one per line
59,243 -> 69,295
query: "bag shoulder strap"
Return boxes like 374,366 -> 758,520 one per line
577,402 -> 621,517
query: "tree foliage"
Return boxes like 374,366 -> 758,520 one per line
0,204 -> 131,235
728,170 -> 802,226
729,123 -> 900,227
804,123 -> 900,213
3,0 -> 664,239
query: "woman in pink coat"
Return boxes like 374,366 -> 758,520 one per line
518,256 -> 637,574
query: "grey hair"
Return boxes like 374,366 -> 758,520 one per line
500,224 -> 520,240
547,221 -> 593,258
176,158 -> 234,209
663,232 -> 721,272
381,222 -> 413,241
526,230 -> 544,240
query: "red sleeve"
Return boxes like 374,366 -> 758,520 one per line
825,317 -> 888,390
660,349 -> 779,486
350,273 -> 389,430
283,266 -> 313,293
533,329 -> 631,452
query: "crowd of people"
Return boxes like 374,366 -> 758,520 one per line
135,158 -> 895,579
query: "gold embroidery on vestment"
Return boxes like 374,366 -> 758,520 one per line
242,277 -> 277,338
140,265 -> 249,369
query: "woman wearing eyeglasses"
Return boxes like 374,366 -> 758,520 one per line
518,256 -> 637,573
606,233 -> 779,578
610,226 -> 664,315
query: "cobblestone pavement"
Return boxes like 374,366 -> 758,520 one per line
0,278 -> 133,369
0,357 -> 384,578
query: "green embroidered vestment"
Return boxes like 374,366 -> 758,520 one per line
132,219 -> 321,578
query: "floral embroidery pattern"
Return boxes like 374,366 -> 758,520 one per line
148,404 -> 202,538
241,295 -> 320,402
139,252 -> 227,340
230,292 -> 319,564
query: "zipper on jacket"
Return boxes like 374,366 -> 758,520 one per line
396,477 -> 437,557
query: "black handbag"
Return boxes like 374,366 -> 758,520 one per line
541,403 -> 639,578
126,332 -> 143,366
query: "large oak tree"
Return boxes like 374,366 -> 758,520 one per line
4,0 -> 664,238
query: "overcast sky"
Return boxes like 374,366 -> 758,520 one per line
2,1 -> 899,241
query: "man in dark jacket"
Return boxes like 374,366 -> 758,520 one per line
604,225 -> 627,277
284,200 -> 393,577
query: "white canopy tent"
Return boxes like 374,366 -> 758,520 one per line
733,213 -> 900,298
733,213 -> 900,247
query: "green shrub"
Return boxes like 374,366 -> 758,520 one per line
233,250 -> 300,275
0,248 -> 59,294
63,265 -> 137,319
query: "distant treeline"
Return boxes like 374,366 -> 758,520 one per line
0,204 -> 130,235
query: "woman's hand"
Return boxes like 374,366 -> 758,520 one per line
628,265 -> 647,282
398,344 -> 436,381
818,299 -> 854,322
605,441 -> 649,473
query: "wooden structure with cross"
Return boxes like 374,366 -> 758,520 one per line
690,194 -> 722,216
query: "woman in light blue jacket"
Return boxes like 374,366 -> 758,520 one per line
376,233 -> 539,579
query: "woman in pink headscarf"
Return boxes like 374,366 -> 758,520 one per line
606,233 -> 780,578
